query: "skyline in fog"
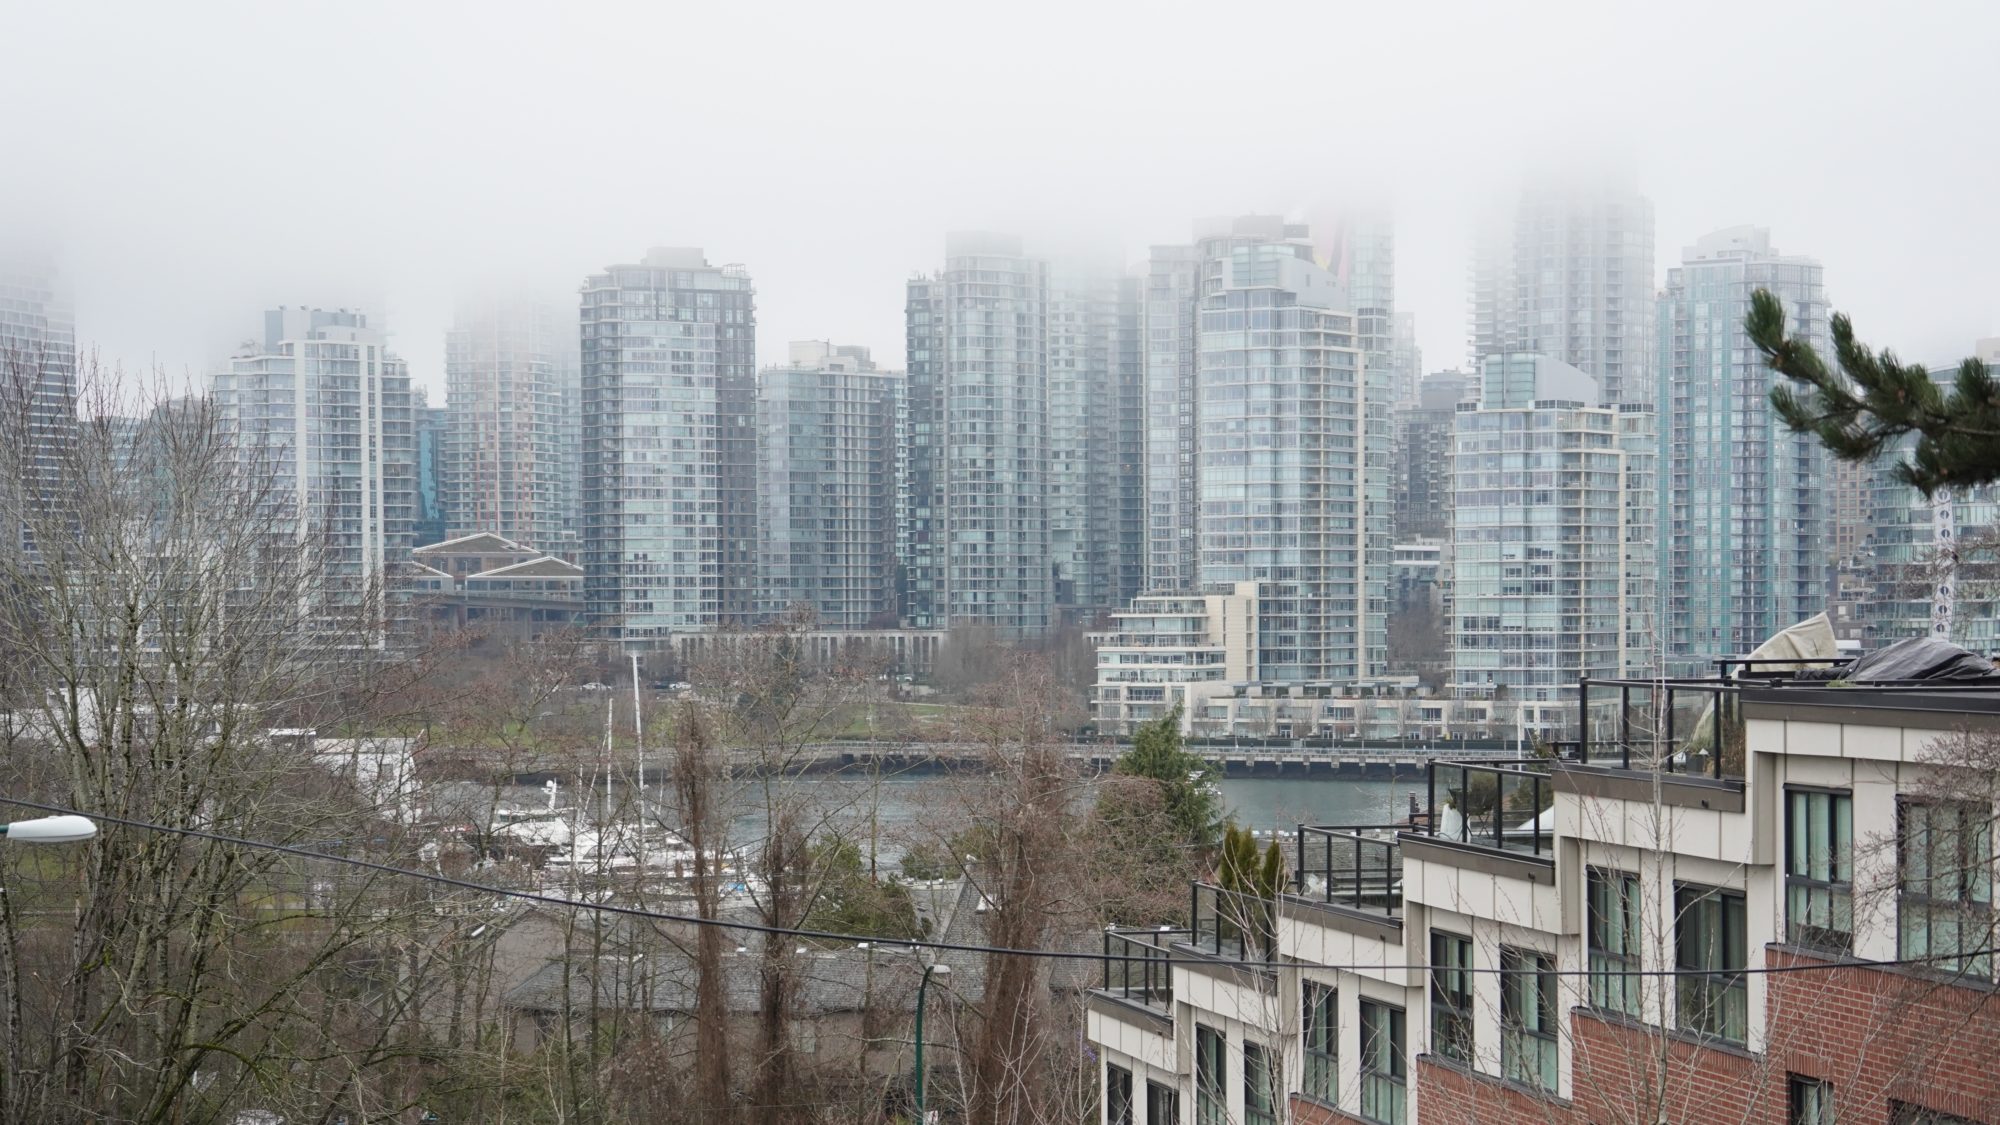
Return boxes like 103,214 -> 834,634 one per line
5,0 -> 1997,398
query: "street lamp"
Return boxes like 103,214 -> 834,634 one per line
0,815 -> 95,843
914,960 -> 951,1122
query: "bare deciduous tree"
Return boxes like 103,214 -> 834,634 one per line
905,654 -> 1099,1125
0,358 -> 477,1122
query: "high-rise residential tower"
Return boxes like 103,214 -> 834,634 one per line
1470,183 -> 1655,405
1390,311 -> 1422,409
901,275 -> 946,629
1109,274 -> 1148,611
1659,227 -> 1830,669
1196,236 -> 1375,682
0,249 -> 77,546
1319,212 -> 1401,671
1047,263 -> 1147,620
1858,358 -> 2000,652
580,248 -> 757,649
1449,355 -> 1655,729
1047,264 -> 1109,615
1319,211 -> 1398,382
557,353 -> 582,552
1392,369 -> 1473,543
211,307 -> 416,601
756,341 -> 899,628
443,298 -> 576,549
901,233 -> 1052,638
1143,216 -> 1328,597
1141,242 -> 1203,593
412,390 -> 448,547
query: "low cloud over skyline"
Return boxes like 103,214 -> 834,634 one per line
5,0 -> 1996,396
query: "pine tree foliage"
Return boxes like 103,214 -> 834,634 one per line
1216,823 -> 1283,900
1112,704 -> 1223,849
1214,824 -> 1284,957
1748,286 -> 2000,494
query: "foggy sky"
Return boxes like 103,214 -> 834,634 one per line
5,0 -> 1996,398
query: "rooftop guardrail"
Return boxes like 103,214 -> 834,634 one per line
1187,881 -> 1278,961
1425,758 -> 1557,856
1576,677 -> 1745,780
1292,824 -> 1405,915
1100,927 -> 1189,1009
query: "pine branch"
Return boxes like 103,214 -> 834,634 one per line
1748,287 -> 2000,495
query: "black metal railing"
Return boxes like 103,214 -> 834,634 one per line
1426,759 -> 1556,856
1576,677 -> 1744,780
1293,824 -> 1404,915
1101,927 -> 1187,1008
1188,881 -> 1278,961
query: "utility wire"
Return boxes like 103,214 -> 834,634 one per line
0,795 -> 1991,980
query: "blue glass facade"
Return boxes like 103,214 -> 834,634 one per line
1658,228 -> 1829,671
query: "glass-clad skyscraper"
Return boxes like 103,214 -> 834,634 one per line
580,248 -> 757,648
1471,184 -> 1655,405
756,341 -> 899,628
0,249 -> 77,554
1861,364 -> 2000,651
1196,240 -> 1373,682
1142,243 -> 1203,593
1450,355 -> 1654,729
1047,263 -> 1145,618
444,298 -> 576,550
901,276 -> 946,629
1659,227 -> 1829,670
901,233 -> 1052,637
413,393 -> 447,548
212,306 -> 415,616
1145,216 -> 1336,598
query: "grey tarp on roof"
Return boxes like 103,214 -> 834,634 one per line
1842,636 -> 1997,682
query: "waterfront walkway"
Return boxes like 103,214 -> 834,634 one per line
424,737 -> 1525,782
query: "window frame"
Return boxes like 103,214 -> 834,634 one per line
1897,797 -> 1995,979
1500,946 -> 1559,1091
1787,1073 -> 1833,1125
1429,930 -> 1474,1064
1359,999 -> 1407,1125
1195,1023 -> 1226,1125
1244,1039 -> 1277,1125
1106,1061 -> 1133,1125
1302,980 -> 1338,1105
1785,787 -> 1854,953
1674,882 -> 1748,1043
1146,1080 -> 1179,1125
1587,867 -> 1641,1015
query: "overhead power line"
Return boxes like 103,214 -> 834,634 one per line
0,795 -> 1990,981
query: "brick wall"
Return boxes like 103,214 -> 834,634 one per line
1404,948 -> 2000,1125
1566,1009 -> 1775,1124
1763,946 -> 2000,1122
1414,1056 -> 1582,1124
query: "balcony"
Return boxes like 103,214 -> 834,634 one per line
1098,927 -> 1187,1012
1565,674 -> 1752,781
1292,824 -> 1405,915
1578,654 -> 2000,772
1186,881 -> 1278,962
1425,759 -> 1557,857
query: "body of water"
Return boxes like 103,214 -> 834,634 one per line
466,772 -> 1418,851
